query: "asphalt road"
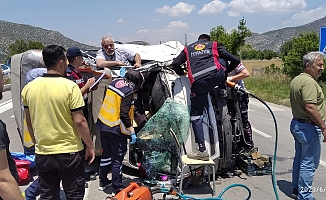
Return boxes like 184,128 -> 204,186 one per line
1,90 -> 326,200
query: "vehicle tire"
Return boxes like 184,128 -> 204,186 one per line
151,72 -> 171,113
209,87 -> 233,171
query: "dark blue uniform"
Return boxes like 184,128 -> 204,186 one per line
96,78 -> 134,192
172,39 -> 240,152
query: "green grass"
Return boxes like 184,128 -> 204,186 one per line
242,58 -> 291,106
245,74 -> 326,107
244,75 -> 291,107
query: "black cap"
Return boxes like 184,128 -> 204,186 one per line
198,34 -> 210,41
66,47 -> 84,58
125,70 -> 144,90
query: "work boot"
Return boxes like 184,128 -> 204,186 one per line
242,146 -> 258,157
187,149 -> 209,161
99,180 -> 112,191
290,188 -> 298,199
112,187 -> 124,196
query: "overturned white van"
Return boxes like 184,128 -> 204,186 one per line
10,41 -> 240,177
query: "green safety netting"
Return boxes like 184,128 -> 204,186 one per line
141,151 -> 171,179
138,97 -> 190,151
137,98 -> 190,178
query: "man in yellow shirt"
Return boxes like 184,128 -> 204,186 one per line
22,45 -> 95,199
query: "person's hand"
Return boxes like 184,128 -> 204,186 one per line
117,61 -> 125,66
227,76 -> 233,82
82,61 -> 91,67
85,144 -> 95,164
130,132 -> 137,144
322,129 -> 326,142
85,77 -> 96,88
134,63 -> 142,68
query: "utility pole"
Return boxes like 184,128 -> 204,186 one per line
185,34 -> 187,46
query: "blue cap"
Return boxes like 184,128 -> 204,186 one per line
66,47 -> 83,58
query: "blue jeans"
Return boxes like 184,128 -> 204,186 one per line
24,178 -> 39,200
290,119 -> 322,200
24,178 -> 62,200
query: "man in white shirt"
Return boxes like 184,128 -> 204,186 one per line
96,36 -> 141,69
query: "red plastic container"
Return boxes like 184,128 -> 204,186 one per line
112,182 -> 152,200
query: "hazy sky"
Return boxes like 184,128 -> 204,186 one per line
1,0 -> 325,47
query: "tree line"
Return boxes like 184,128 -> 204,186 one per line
209,18 -> 322,80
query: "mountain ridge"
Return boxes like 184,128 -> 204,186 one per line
245,15 -> 326,52
0,20 -> 98,61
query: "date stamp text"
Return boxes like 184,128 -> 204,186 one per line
300,187 -> 326,193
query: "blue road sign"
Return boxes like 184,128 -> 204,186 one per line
320,27 -> 326,54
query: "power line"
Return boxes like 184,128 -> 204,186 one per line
252,0 -> 326,32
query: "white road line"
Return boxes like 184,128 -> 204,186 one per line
0,100 -> 12,114
320,160 -> 326,167
252,127 -> 272,138
0,99 -> 12,106
251,128 -> 326,168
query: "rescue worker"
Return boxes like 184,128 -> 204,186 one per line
96,70 -> 144,196
172,34 -> 240,160
227,62 -> 254,151
66,47 -> 97,118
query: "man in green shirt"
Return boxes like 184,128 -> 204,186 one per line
289,51 -> 326,200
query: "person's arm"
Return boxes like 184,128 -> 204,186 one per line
120,94 -> 133,127
71,109 -> 95,163
218,46 -> 241,73
305,103 -> 326,142
172,51 -> 187,75
96,58 -> 125,68
70,85 -> 95,163
0,149 -> 24,200
118,47 -> 141,68
228,68 -> 250,82
24,107 -> 36,144
134,53 -> 142,68
120,94 -> 135,133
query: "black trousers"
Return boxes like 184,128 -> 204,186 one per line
99,131 -> 127,190
35,151 -> 85,200
228,93 -> 254,148
239,93 -> 254,148
190,70 -> 225,144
